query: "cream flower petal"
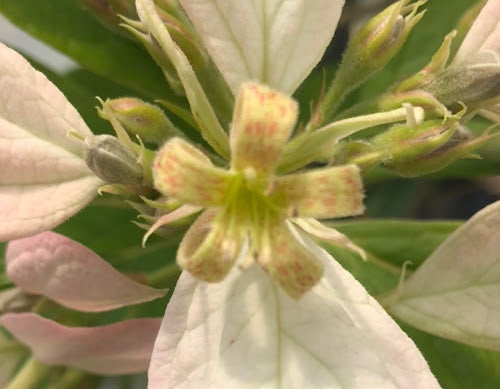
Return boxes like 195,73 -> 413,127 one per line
270,165 -> 364,219
257,221 -> 323,299
153,137 -> 233,206
177,209 -> 246,282
0,43 -> 101,241
230,83 -> 297,178
6,231 -> 165,312
1,313 -> 161,375
179,0 -> 344,95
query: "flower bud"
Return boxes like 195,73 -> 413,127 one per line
390,129 -> 500,177
423,50 -> 500,110
370,119 -> 457,164
84,135 -> 144,186
321,0 -> 426,120
104,98 -> 180,144
335,0 -> 426,93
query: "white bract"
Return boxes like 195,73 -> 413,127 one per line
389,200 -> 500,351
149,233 -> 440,389
145,0 -> 440,387
179,0 -> 343,95
0,42 -> 102,242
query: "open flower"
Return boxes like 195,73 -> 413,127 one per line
0,0 -> 443,386
153,82 -> 364,298
139,0 -> 441,387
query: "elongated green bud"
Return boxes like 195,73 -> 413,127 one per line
371,119 -> 457,163
104,98 -> 181,144
392,129 -> 500,177
321,0 -> 426,121
423,51 -> 500,110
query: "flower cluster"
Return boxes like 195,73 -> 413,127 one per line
0,0 -> 499,388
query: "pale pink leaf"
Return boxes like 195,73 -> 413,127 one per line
0,42 -> 101,241
6,231 -> 165,312
1,313 -> 161,375
389,200 -> 500,350
148,233 -> 440,388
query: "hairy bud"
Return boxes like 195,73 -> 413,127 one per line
84,135 -> 144,186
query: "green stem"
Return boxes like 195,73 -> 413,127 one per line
279,106 -> 421,173
5,358 -> 51,389
319,81 -> 348,128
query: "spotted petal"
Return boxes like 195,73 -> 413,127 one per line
179,0 -> 344,95
270,164 -> 364,219
1,313 -> 161,375
177,209 -> 246,282
230,83 -> 297,178
6,231 -> 165,312
0,43 -> 101,241
153,137 -> 232,206
257,221 -> 323,299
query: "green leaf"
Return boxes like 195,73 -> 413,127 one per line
333,219 -> 461,269
0,0 -> 172,100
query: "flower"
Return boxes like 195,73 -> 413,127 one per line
0,0 -> 444,386
152,82 -> 365,298
138,0 -> 440,387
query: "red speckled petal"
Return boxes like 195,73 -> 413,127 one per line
153,137 -> 232,206
257,220 -> 323,299
230,83 -> 297,178
177,209 -> 246,282
270,164 -> 365,219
